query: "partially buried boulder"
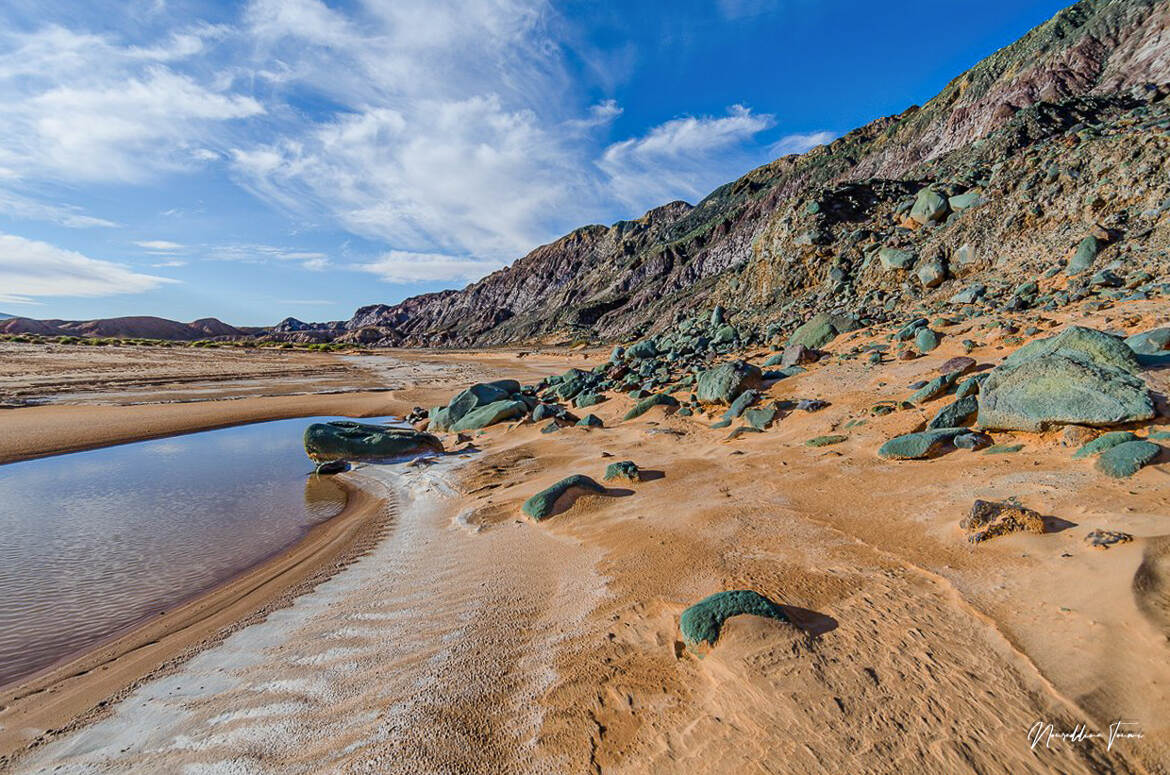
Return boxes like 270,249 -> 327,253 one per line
304,421 -> 444,462
978,327 -> 1154,432
679,590 -> 789,650
604,460 -> 640,482
522,475 -> 605,521
623,392 -> 679,421
696,360 -> 763,405
1096,440 -> 1160,478
878,428 -> 966,460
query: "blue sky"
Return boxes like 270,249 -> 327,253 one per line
0,0 -> 1072,325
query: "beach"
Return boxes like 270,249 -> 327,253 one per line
1,326 -> 1168,773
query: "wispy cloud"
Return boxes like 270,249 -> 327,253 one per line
599,105 -> 777,210
770,130 -> 837,156
0,232 -> 176,303
206,243 -> 331,271
358,251 -> 505,284
134,239 -> 185,252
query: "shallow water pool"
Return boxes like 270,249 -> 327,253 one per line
0,416 -> 377,687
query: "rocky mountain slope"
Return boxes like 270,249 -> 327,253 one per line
338,0 -> 1170,348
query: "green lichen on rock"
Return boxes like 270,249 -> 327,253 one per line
1001,326 -> 1142,375
304,421 -> 444,462
522,474 -> 606,521
679,590 -> 788,649
1096,440 -> 1160,478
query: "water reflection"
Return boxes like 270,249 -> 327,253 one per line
0,416 -> 371,688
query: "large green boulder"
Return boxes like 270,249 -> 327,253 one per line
978,328 -> 1153,432
878,428 -> 966,460
680,590 -> 789,649
696,360 -> 763,404
910,187 -> 950,225
448,399 -> 528,432
786,312 -> 858,350
304,421 -> 444,462
978,354 -> 1153,431
1001,326 -> 1142,375
522,474 -> 605,521
430,379 -> 524,431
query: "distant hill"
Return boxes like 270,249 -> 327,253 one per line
0,315 -> 247,341
0,312 -> 13,320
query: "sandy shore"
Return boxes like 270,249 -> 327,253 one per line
2,324 -> 1169,772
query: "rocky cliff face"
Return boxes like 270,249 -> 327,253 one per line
342,0 -> 1170,348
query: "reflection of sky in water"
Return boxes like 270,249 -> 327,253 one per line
0,417 -> 376,687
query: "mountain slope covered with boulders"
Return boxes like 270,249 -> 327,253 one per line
331,0 -> 1170,350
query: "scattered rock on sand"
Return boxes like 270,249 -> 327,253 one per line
961,500 -> 1046,543
304,421 -> 444,462
604,460 -> 640,482
926,395 -> 979,430
680,590 -> 789,650
1084,529 -> 1133,549
806,434 -> 847,447
878,428 -> 965,460
522,475 -> 606,521
786,312 -> 857,351
1096,440 -> 1160,478
623,392 -> 680,421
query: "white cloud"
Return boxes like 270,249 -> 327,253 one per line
0,26 -> 261,183
0,232 -> 176,302
0,186 -> 118,228
358,251 -> 505,284
599,105 -> 776,211
151,259 -> 187,267
770,130 -> 836,156
205,243 -> 330,271
135,240 -> 185,251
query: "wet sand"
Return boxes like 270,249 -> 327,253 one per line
3,324 -> 1170,772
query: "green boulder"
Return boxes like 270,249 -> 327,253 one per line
696,360 -> 763,404
878,428 -> 965,460
680,590 -> 789,649
1072,431 -> 1139,459
787,312 -> 858,350
522,475 -> 606,521
448,399 -> 528,432
1001,326 -> 1142,375
1096,440 -> 1160,478
926,395 -> 979,430
623,393 -> 680,421
304,421 -> 444,462
978,354 -> 1153,432
879,247 -> 916,271
604,460 -> 640,482
910,187 -> 950,225
1067,235 -> 1099,274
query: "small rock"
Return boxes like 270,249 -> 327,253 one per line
961,500 -> 1046,543
1084,529 -> 1133,550
604,460 -> 640,482
1096,440 -> 1160,478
